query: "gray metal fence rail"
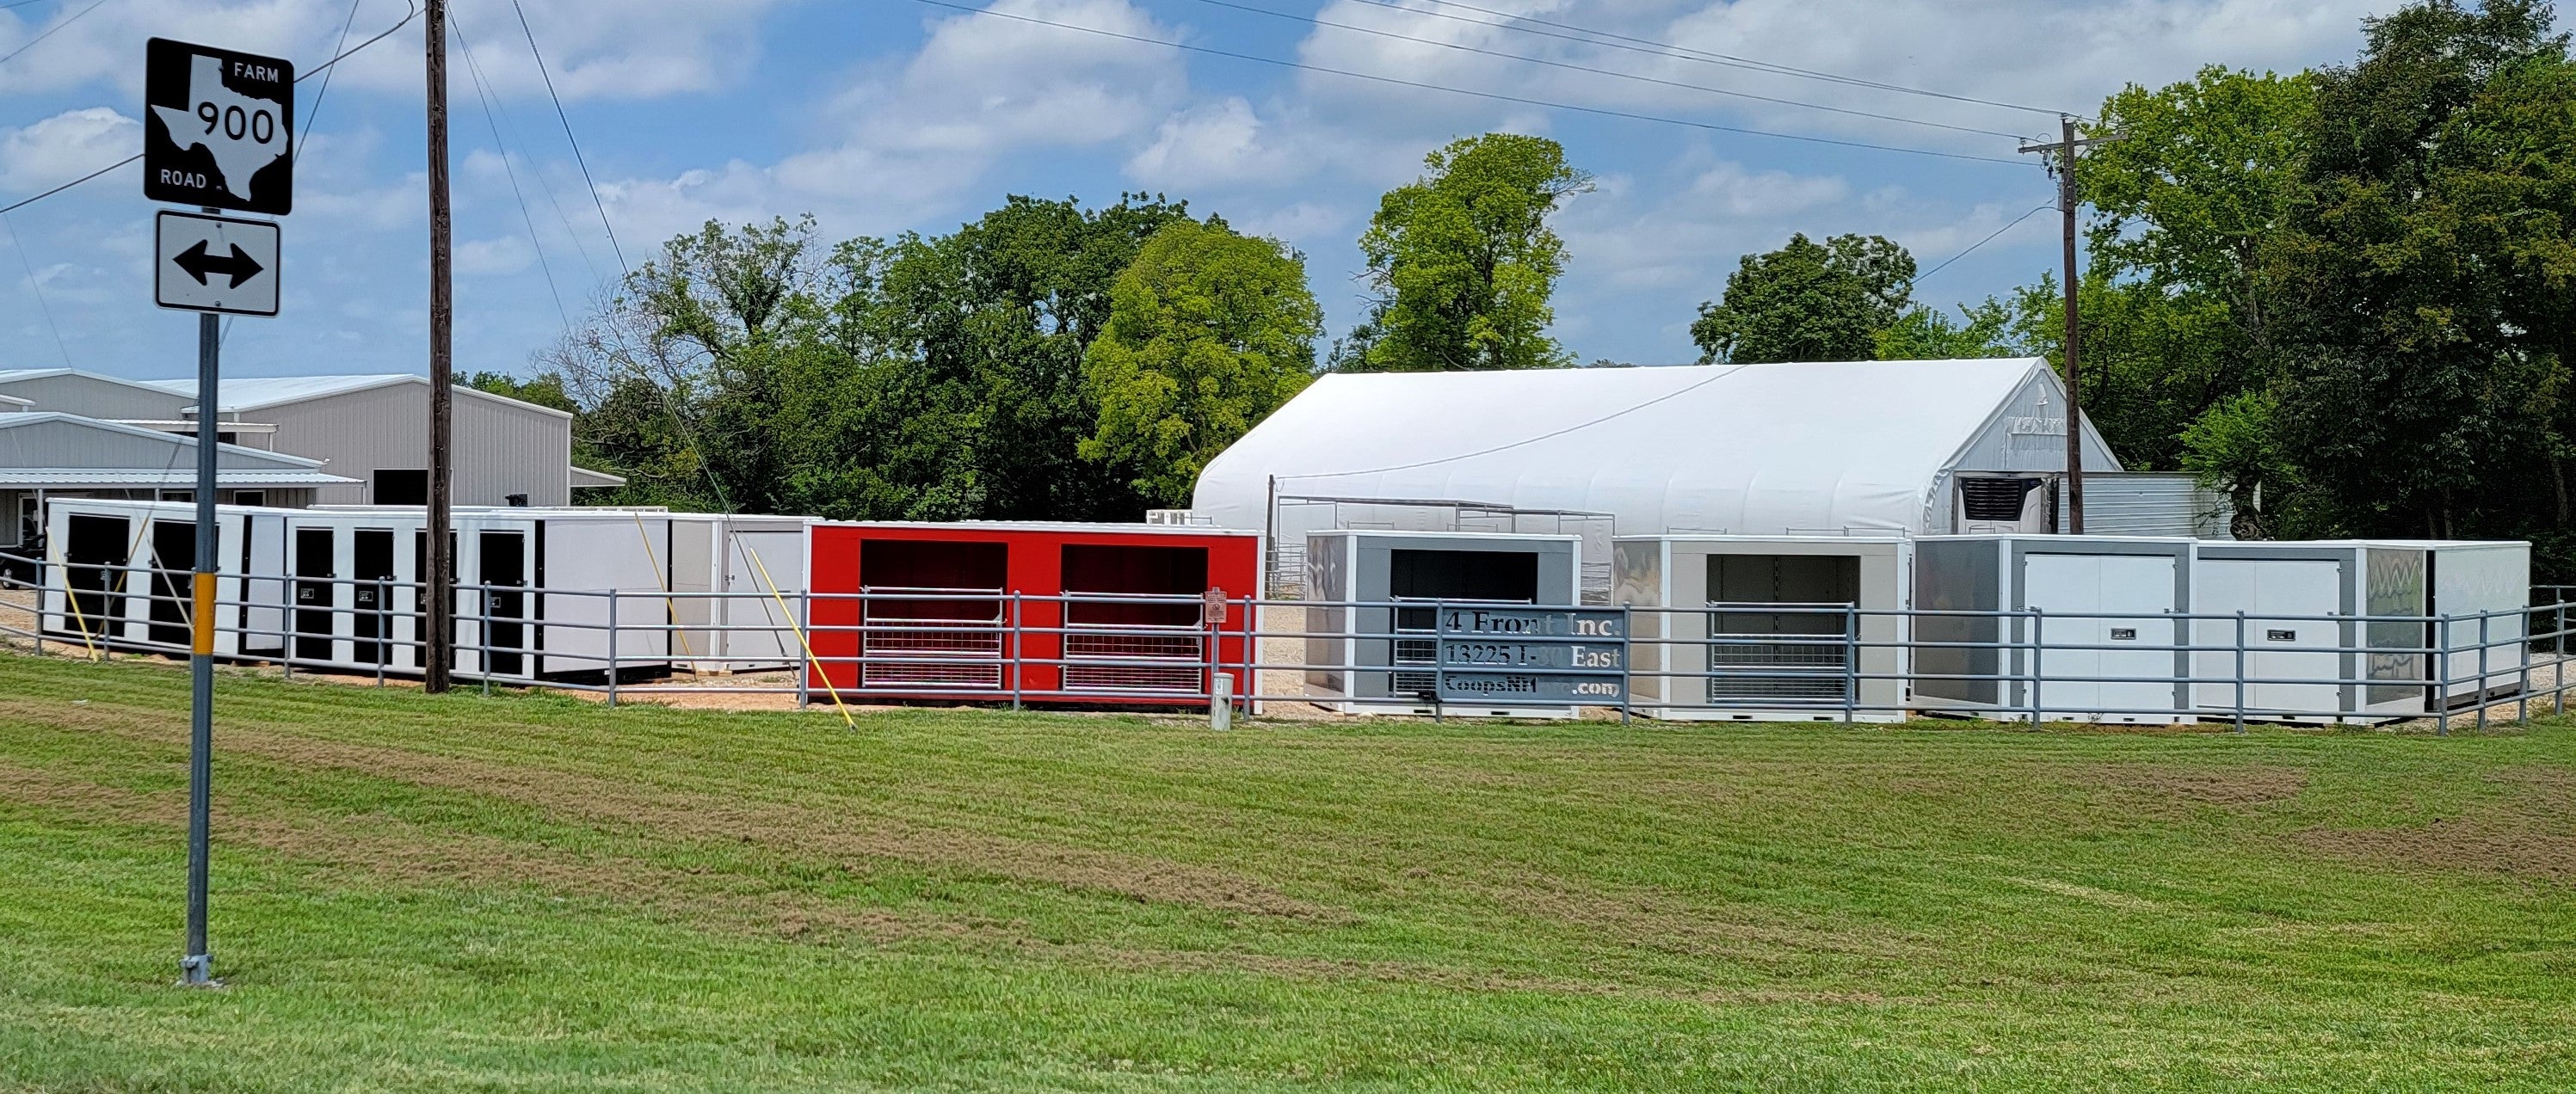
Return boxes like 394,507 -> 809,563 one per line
5,546 -> 2567,731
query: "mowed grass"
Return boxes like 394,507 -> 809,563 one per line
4,655 -> 2576,1091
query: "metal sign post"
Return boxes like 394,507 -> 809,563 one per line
148,36 -> 295,990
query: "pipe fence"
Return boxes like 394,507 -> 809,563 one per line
3,546 -> 2567,733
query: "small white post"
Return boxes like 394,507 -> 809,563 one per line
1210,672 -> 1234,731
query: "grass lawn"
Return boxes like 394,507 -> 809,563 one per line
3,652 -> 2575,1091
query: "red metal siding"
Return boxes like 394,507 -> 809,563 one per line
805,523 -> 1259,706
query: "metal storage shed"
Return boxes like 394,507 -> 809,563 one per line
1911,535 -> 2198,724
1302,530 -> 1585,717
1192,360 -> 2125,555
666,513 -> 810,673
804,521 -> 1260,707
42,498 -> 676,682
2189,540 -> 2529,721
1612,535 -> 1911,722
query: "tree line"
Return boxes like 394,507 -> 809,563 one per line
482,0 -> 2574,570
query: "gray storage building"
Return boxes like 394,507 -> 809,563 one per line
1,412 -> 354,554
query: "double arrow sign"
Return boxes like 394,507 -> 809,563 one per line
155,210 -> 278,317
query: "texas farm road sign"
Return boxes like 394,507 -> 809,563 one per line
156,211 -> 279,317
144,38 -> 293,215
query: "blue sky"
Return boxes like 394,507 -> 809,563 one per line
0,0 -> 2400,384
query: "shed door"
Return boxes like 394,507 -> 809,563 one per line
2196,559 -> 2342,717
147,519 -> 195,648
2024,553 -> 2177,719
293,527 -> 336,662
62,514 -> 129,639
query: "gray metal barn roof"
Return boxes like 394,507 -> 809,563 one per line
0,412 -> 355,489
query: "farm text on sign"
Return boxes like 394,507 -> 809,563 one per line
144,39 -> 293,216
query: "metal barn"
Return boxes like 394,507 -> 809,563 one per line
1612,535 -> 1912,722
2190,539 -> 2529,722
43,498 -> 676,681
1911,535 -> 2199,724
1301,530 -> 1584,717
804,521 -> 1260,707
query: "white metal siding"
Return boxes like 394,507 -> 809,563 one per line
257,382 -> 572,507
0,374 -> 194,420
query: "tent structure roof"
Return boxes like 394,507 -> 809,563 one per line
1191,358 -> 2122,538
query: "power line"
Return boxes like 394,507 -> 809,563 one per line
0,0 -> 108,69
0,152 -> 132,216
1907,201 -> 2055,289
910,0 -> 2029,166
1355,0 -> 2080,120
1174,0 -> 2037,141
450,10 -> 573,329
512,0 -> 626,274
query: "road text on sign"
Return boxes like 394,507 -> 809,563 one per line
144,38 -> 293,215
155,212 -> 280,317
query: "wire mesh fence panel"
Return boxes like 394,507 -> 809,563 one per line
1063,626 -> 1205,692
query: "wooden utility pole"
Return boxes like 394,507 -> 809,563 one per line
2020,116 -> 2123,535
425,0 -> 455,691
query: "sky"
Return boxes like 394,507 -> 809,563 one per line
0,0 -> 2408,384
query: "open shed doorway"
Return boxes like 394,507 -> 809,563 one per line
859,538 -> 1008,689
1387,548 -> 1541,692
1708,554 -> 1860,704
1061,544 -> 1209,693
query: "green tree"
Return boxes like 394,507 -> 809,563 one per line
462,371 -> 576,414
2268,0 -> 2574,538
1344,133 -> 1592,372
1691,233 -> 1916,363
1872,299 -> 2019,360
1079,220 -> 1322,507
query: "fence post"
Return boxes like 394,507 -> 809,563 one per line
2026,607 -> 2044,726
796,588 -> 810,711
1843,603 -> 1858,725
2518,606 -> 2530,723
2559,600 -> 2569,716
375,580 -> 388,689
1621,605 -> 1635,726
1008,592 -> 1023,712
607,588 -> 619,710
2234,610 -> 2247,734
1431,597 -> 1445,724
2435,613 -> 2450,736
2477,612 -> 2490,732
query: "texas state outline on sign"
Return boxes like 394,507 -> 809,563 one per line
149,55 -> 287,203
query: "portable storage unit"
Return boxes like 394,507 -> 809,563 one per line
42,499 -> 675,682
1612,535 -> 1912,722
2190,540 -> 2530,721
666,513 -> 810,673
42,498 -> 262,658
1912,535 -> 2198,724
1302,530 -> 1585,717
804,521 -> 1260,707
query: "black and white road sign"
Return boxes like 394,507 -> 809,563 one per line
144,38 -> 293,215
157,211 -> 279,317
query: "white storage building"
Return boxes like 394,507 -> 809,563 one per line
1194,360 -> 2172,554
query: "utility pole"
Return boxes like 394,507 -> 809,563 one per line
424,0 -> 455,691
2020,116 -> 2123,535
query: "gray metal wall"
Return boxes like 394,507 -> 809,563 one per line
2056,472 -> 2234,538
0,415 -> 319,471
257,383 -> 573,507
0,374 -> 193,421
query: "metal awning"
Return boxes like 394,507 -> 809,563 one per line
569,465 -> 627,489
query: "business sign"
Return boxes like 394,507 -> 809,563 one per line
155,212 -> 279,317
144,38 -> 293,215
1432,605 -> 1626,704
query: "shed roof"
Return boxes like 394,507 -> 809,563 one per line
145,373 -> 576,419
1191,358 -> 2122,538
0,412 -> 356,488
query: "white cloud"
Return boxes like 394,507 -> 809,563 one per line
456,235 -> 534,275
0,108 -> 139,194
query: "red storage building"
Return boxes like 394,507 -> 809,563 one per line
804,521 -> 1260,706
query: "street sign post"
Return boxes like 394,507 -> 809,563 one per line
147,36 -> 294,990
1433,606 -> 1627,704
144,39 -> 293,215
155,212 -> 279,317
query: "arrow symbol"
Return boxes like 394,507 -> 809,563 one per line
175,239 -> 264,289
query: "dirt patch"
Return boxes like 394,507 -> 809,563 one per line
2063,763 -> 2311,810
2295,821 -> 2576,882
